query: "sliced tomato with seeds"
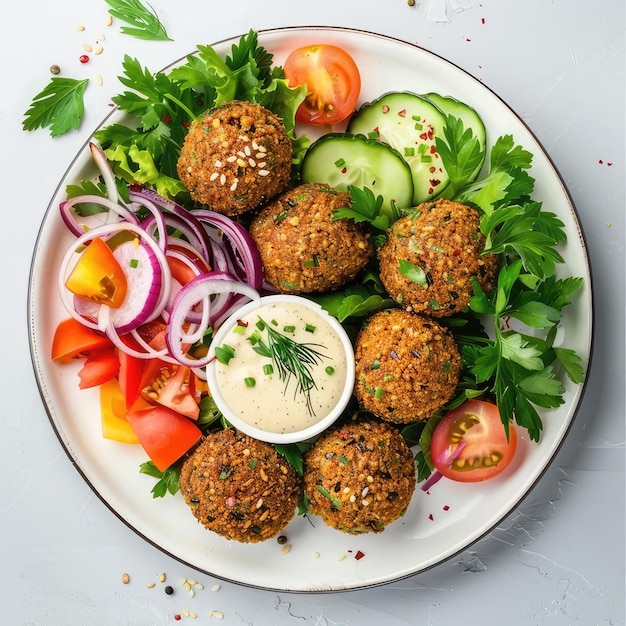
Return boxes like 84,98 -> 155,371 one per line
284,44 -> 361,126
430,399 -> 517,482
141,364 -> 200,421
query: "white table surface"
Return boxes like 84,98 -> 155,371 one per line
1,0 -> 623,624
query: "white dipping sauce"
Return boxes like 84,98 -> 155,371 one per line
212,299 -> 350,435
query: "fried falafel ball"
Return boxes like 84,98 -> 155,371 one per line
377,198 -> 498,317
176,100 -> 292,216
303,418 -> 416,534
248,182 -> 373,294
354,308 -> 461,424
179,429 -> 302,543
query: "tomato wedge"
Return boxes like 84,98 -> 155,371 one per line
430,400 -> 517,482
51,317 -> 113,363
76,346 -> 120,389
284,44 -> 361,125
65,236 -> 128,308
126,401 -> 202,471
141,364 -> 200,421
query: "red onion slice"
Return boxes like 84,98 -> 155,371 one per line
191,209 -> 264,290
165,272 -> 260,368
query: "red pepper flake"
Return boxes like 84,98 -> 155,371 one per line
355,550 -> 366,561
341,167 -> 347,174
443,505 -> 450,511
182,121 -> 191,128
608,162 -> 613,166
466,38 -> 472,42
174,615 -> 182,622
453,249 -> 462,256
481,18 -> 485,24
381,105 -> 390,114
162,114 -> 172,124
398,109 -> 407,117
428,513 -> 434,521
79,54 -> 90,64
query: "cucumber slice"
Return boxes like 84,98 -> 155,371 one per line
422,92 -> 486,180
300,132 -> 414,222
348,91 -> 450,204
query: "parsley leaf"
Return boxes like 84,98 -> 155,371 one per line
466,258 -> 584,441
332,184 -> 393,231
436,114 -> 485,198
397,259 -> 429,288
22,77 -> 89,137
105,0 -> 171,41
139,461 -> 180,498
480,201 -> 566,278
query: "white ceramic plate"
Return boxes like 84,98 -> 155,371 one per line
28,26 -> 593,592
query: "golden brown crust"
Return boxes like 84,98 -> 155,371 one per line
249,182 -> 373,294
354,308 -> 461,423
377,198 -> 498,317
179,429 -> 301,543
176,101 -> 292,216
303,418 -> 415,534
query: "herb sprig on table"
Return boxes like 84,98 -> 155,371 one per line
104,0 -> 171,41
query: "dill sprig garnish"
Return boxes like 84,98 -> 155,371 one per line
251,318 -> 328,416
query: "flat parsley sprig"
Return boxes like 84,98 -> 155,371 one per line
433,116 -> 585,441
104,0 -> 171,41
22,78 -> 89,137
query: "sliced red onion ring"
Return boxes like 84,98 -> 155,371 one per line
59,195 -> 138,237
191,209 -> 264,290
129,186 -> 212,263
165,272 -> 260,368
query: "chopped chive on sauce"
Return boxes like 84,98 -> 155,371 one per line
263,364 -> 274,376
247,330 -> 261,345
244,377 -> 256,388
215,344 -> 235,365
325,366 -> 335,375
129,258 -> 139,268
305,323 -> 316,333
283,325 -> 296,334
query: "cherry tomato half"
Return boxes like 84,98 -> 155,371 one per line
430,399 -> 517,482
284,44 -> 361,126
